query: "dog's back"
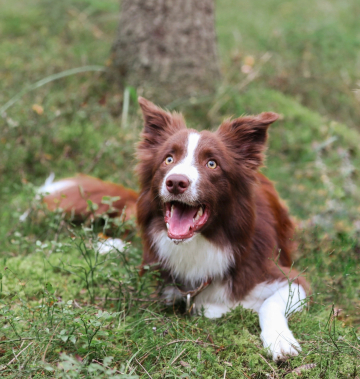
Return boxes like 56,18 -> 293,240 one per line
256,172 -> 294,267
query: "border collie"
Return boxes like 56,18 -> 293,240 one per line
42,97 -> 308,361
136,97 -> 308,361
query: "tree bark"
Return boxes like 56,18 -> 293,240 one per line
110,0 -> 220,105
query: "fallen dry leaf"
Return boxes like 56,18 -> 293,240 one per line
291,363 -> 317,375
32,104 -> 44,115
244,55 -> 255,66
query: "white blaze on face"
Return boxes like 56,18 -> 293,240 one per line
161,132 -> 201,199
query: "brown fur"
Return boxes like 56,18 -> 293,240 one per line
136,97 -> 308,300
43,174 -> 138,221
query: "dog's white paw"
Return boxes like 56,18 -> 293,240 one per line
261,328 -> 301,361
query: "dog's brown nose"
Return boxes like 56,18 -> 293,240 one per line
166,174 -> 190,194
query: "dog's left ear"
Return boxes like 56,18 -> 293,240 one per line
217,112 -> 279,170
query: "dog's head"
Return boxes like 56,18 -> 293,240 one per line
136,97 -> 278,243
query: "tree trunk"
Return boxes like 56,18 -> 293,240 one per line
110,0 -> 221,105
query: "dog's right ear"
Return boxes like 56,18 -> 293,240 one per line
138,97 -> 185,147
136,98 -> 186,187
138,97 -> 172,138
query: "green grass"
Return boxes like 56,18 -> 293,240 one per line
1,0 -> 360,377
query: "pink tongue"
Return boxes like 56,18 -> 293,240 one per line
169,204 -> 198,237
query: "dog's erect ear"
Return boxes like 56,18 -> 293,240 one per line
217,112 -> 279,170
136,98 -> 186,187
138,97 -> 185,147
138,97 -> 172,138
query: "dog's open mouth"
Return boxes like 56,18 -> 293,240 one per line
164,201 -> 210,241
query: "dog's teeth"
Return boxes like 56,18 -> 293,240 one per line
166,223 -> 169,230
171,204 -> 174,217
194,206 -> 203,221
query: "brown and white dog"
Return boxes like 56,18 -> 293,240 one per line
42,97 -> 308,361
136,97 -> 308,361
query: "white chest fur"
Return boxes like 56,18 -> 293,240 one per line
151,230 -> 233,286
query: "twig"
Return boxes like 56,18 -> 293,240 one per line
257,353 -> 278,379
0,338 -> 35,345
170,348 -> 186,365
163,339 -> 218,349
73,299 -> 83,309
42,322 -> 61,362
239,370 -> 252,379
135,358 -> 153,378
346,344 -> 360,354
223,369 -> 226,379
0,342 -> 34,371
12,340 -> 24,364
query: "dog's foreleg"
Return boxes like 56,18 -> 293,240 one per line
258,282 -> 306,361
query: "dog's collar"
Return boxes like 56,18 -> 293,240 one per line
176,278 -> 212,299
175,278 -> 212,314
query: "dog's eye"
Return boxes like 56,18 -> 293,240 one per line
207,160 -> 217,169
165,156 -> 174,165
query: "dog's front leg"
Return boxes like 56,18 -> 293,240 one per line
258,283 -> 306,361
